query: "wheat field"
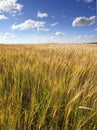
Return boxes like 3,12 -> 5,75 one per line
0,44 -> 97,130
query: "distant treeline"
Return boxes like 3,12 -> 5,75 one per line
89,42 -> 97,44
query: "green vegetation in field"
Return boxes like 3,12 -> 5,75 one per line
0,44 -> 97,130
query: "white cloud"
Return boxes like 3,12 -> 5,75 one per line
0,32 -> 16,43
50,36 -> 56,40
94,28 -> 97,31
55,31 -> 65,36
77,35 -> 96,39
4,32 -> 16,37
72,16 -> 97,27
51,22 -> 59,27
0,15 -> 7,20
37,11 -> 48,18
11,19 -> 46,30
0,35 -> 6,42
72,35 -> 97,43
0,0 -> 23,14
38,28 -> 50,31
75,35 -> 97,42
84,0 -> 94,3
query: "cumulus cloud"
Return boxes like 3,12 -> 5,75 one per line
55,31 -> 65,36
0,0 -> 23,14
51,22 -> 59,27
37,11 -> 48,18
11,19 -> 46,30
84,0 -> 94,3
72,16 -> 97,27
0,15 -> 7,20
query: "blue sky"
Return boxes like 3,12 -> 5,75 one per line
0,0 -> 97,43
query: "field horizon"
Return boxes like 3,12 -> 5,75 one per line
0,42 -> 97,45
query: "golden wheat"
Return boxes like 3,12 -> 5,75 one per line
0,44 -> 97,130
